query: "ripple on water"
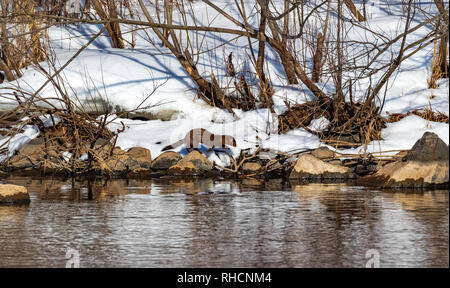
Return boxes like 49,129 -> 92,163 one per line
0,177 -> 448,267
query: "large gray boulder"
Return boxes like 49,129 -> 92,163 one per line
361,132 -> 449,188
406,132 -> 449,161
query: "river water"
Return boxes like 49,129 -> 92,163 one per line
0,177 -> 448,268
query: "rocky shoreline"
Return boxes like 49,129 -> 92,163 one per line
1,132 -> 448,204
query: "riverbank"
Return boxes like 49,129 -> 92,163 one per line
1,0 -> 448,196
1,131 -> 448,203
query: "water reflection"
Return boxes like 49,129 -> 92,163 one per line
0,177 -> 448,267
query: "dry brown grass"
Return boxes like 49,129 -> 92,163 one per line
386,105 -> 449,124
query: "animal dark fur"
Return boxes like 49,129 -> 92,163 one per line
162,128 -> 237,151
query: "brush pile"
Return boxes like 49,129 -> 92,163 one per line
1,109 -> 122,175
278,98 -> 387,148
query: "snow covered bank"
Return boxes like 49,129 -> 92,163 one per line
103,113 -> 447,167
0,1 -> 448,166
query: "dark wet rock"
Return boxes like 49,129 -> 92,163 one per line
290,154 -> 353,180
266,161 -> 285,177
4,137 -> 70,173
242,162 -> 262,174
0,170 -> 8,178
6,138 -> 45,170
406,132 -> 449,161
126,168 -> 152,179
0,184 -> 30,204
311,147 -> 335,160
355,164 -> 378,176
94,138 -> 110,147
167,161 -> 201,175
96,148 -> 140,173
126,147 -> 152,169
91,138 -> 113,155
361,132 -> 449,188
151,152 -> 182,170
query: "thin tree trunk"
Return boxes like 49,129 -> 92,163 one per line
344,0 -> 365,22
362,0 -> 367,21
27,0 -> 44,63
434,0 -> 449,27
282,0 -> 289,47
256,0 -> 267,82
91,0 -> 125,48
163,0 -> 173,43
0,0 -> 21,78
267,20 -> 298,84
434,0 -> 449,77
312,0 -> 331,83
107,0 -> 124,48
336,0 -> 344,103
437,34 -> 449,78
312,32 -> 324,83
0,57 -> 15,81
256,0 -> 274,111
164,0 -> 181,52
333,0 -> 345,123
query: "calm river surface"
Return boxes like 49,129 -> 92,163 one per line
0,177 -> 448,268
